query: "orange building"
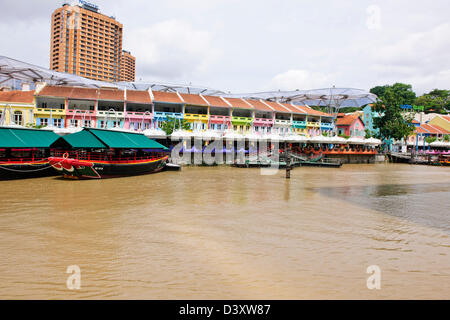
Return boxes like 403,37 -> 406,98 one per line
120,50 -> 136,82
50,1 -> 124,82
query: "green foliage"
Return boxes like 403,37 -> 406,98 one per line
365,129 -> 375,139
339,107 -> 362,114
425,136 -> 437,144
443,135 -> 449,142
370,83 -> 416,105
159,116 -> 190,135
338,133 -> 350,139
414,89 -> 449,114
372,86 -> 416,141
26,123 -> 45,129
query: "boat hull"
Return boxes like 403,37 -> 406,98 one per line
0,161 -> 57,180
48,156 -> 168,179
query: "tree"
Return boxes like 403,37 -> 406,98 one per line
414,89 -> 449,114
159,116 -> 190,135
370,83 -> 416,105
373,86 -> 415,141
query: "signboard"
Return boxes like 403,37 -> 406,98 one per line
79,0 -> 99,11
401,105 -> 424,112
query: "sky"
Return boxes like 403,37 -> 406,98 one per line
0,0 -> 449,95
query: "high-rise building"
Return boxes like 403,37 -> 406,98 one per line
50,1 -> 124,82
120,50 -> 136,82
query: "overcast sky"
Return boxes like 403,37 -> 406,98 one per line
1,0 -> 449,94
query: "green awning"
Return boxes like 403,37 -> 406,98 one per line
0,127 -> 59,148
52,130 -> 107,149
89,129 -> 168,150
50,128 -> 168,150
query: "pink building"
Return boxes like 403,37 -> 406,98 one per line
336,113 -> 365,137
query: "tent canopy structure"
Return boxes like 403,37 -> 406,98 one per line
50,128 -> 168,150
0,127 -> 59,148
0,55 -> 224,95
0,55 -> 377,112
225,88 -> 378,112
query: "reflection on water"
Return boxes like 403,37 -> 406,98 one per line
0,163 -> 449,299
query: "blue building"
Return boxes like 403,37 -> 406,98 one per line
363,104 -> 383,136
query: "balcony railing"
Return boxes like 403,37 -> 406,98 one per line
66,110 -> 96,116
125,111 -> 153,119
35,108 -> 65,115
307,121 -> 320,127
232,116 -> 253,124
153,111 -> 183,119
253,118 -> 274,125
209,115 -> 231,123
321,123 -> 333,129
184,113 -> 209,121
292,120 -> 307,128
97,110 -> 125,117
274,119 -> 291,125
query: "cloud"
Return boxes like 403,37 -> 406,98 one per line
368,22 -> 450,93
127,19 -> 221,81
267,69 -> 335,91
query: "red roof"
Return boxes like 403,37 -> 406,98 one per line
152,91 -> 183,104
223,97 -> 253,109
415,127 -> 429,134
202,95 -> 230,108
420,123 -> 450,134
98,88 -> 124,101
0,90 -> 35,104
441,115 -> 450,122
126,90 -> 152,104
301,106 -> 332,117
245,99 -> 273,112
287,104 -> 307,114
180,93 -> 209,106
277,102 -> 297,113
38,86 -> 99,100
262,101 -> 291,113
336,114 -> 360,126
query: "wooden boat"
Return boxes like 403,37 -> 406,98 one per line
48,152 -> 168,179
0,127 -> 59,180
48,128 -> 169,179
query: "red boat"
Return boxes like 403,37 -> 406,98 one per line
48,128 -> 169,179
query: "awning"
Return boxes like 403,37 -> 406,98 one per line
51,130 -> 107,149
89,129 -> 168,149
0,127 -> 59,148
52,128 -> 168,150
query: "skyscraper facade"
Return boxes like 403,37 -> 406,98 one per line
120,50 -> 136,82
50,1 -> 134,82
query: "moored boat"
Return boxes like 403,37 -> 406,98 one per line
48,128 -> 169,179
0,127 -> 60,180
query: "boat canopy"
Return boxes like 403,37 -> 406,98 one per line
52,130 -> 108,149
51,128 -> 168,150
0,127 -> 59,148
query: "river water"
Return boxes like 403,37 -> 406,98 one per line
0,163 -> 449,299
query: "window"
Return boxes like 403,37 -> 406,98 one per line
54,119 -> 63,127
112,121 -> 120,128
40,118 -> 49,127
14,111 -> 23,126
70,119 -> 79,127
83,120 -> 91,128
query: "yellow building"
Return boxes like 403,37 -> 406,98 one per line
0,91 -> 36,126
429,115 -> 450,132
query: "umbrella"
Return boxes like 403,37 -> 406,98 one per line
347,137 -> 365,144
143,128 -> 167,138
